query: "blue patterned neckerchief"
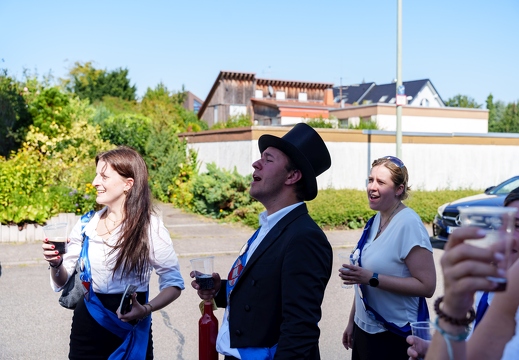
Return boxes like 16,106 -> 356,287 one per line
226,227 -> 260,303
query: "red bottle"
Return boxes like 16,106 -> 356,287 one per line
199,301 -> 218,360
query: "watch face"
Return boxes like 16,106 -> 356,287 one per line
369,275 -> 379,287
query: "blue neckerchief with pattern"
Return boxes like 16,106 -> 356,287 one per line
226,228 -> 260,303
356,215 -> 429,338
79,211 -> 151,359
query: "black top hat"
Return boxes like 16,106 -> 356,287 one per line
258,123 -> 331,201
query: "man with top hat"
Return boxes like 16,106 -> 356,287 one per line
191,123 -> 333,359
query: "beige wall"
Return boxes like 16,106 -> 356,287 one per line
180,127 -> 519,192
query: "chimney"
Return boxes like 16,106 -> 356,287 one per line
324,88 -> 334,106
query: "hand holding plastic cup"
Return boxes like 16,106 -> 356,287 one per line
458,206 -> 518,291
338,252 -> 353,289
190,256 -> 215,290
43,223 -> 69,254
410,321 -> 433,359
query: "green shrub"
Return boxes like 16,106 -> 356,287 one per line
211,114 -> 252,129
220,188 -> 483,230
0,112 -> 112,225
190,163 -> 255,219
98,113 -> 152,156
145,124 -> 187,202
405,189 -> 481,223
306,117 -> 334,129
168,148 -> 199,209
348,120 -> 379,130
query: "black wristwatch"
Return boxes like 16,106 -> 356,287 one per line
369,272 -> 379,287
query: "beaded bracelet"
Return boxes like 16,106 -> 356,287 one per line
434,296 -> 476,326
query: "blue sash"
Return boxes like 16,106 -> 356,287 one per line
79,211 -> 151,359
474,291 -> 489,329
356,216 -> 430,338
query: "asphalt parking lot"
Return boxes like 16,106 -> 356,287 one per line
0,203 -> 445,359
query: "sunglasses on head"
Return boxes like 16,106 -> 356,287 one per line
381,156 -> 405,168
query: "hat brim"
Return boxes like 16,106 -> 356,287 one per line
258,135 -> 317,201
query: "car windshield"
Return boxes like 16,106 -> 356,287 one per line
490,177 -> 519,195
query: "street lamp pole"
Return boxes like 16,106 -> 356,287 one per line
396,0 -> 403,158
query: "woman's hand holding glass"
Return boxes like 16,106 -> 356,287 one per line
440,227 -> 506,321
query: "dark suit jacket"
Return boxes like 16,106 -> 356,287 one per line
215,203 -> 333,359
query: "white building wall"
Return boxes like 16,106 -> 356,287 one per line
410,85 -> 443,107
375,114 -> 488,133
187,136 -> 519,192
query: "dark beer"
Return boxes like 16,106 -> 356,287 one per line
196,274 -> 214,290
50,238 -> 67,254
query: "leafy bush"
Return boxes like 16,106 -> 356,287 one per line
168,148 -> 199,209
348,120 -> 379,130
190,163 -> 255,219
0,108 -> 112,225
98,113 -> 152,156
28,87 -> 73,137
306,117 -> 334,129
211,114 -> 252,129
0,71 -> 33,157
404,189 -> 481,223
220,188 -> 483,230
145,123 -> 187,202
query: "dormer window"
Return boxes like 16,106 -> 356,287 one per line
379,95 -> 388,102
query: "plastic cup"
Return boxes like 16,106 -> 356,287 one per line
43,223 -> 69,254
458,206 -> 517,291
411,321 -> 433,341
190,256 -> 215,290
338,252 -> 353,289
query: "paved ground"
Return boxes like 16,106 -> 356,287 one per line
0,202 -> 445,359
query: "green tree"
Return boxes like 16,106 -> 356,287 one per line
99,113 -> 152,155
445,94 -> 482,108
498,102 -> 519,133
140,83 -> 206,132
487,94 -> 519,133
64,61 -> 136,103
28,87 -> 73,138
0,71 -> 33,157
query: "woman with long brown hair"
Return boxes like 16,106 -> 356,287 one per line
43,146 -> 184,359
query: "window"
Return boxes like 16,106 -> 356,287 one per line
420,98 -> 430,107
255,90 -> 263,99
276,91 -> 286,100
193,99 -> 202,114
230,105 -> 247,117
379,95 -> 388,102
298,92 -> 308,102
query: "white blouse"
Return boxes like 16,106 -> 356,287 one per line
50,208 -> 184,293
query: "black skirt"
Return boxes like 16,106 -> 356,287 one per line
69,292 -> 153,360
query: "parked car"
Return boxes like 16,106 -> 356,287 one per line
432,176 -> 519,241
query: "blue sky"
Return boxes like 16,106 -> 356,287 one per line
1,0 -> 518,106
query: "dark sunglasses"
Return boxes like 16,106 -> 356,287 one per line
381,156 -> 405,168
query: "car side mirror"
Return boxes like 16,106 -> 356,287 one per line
484,186 -> 495,194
